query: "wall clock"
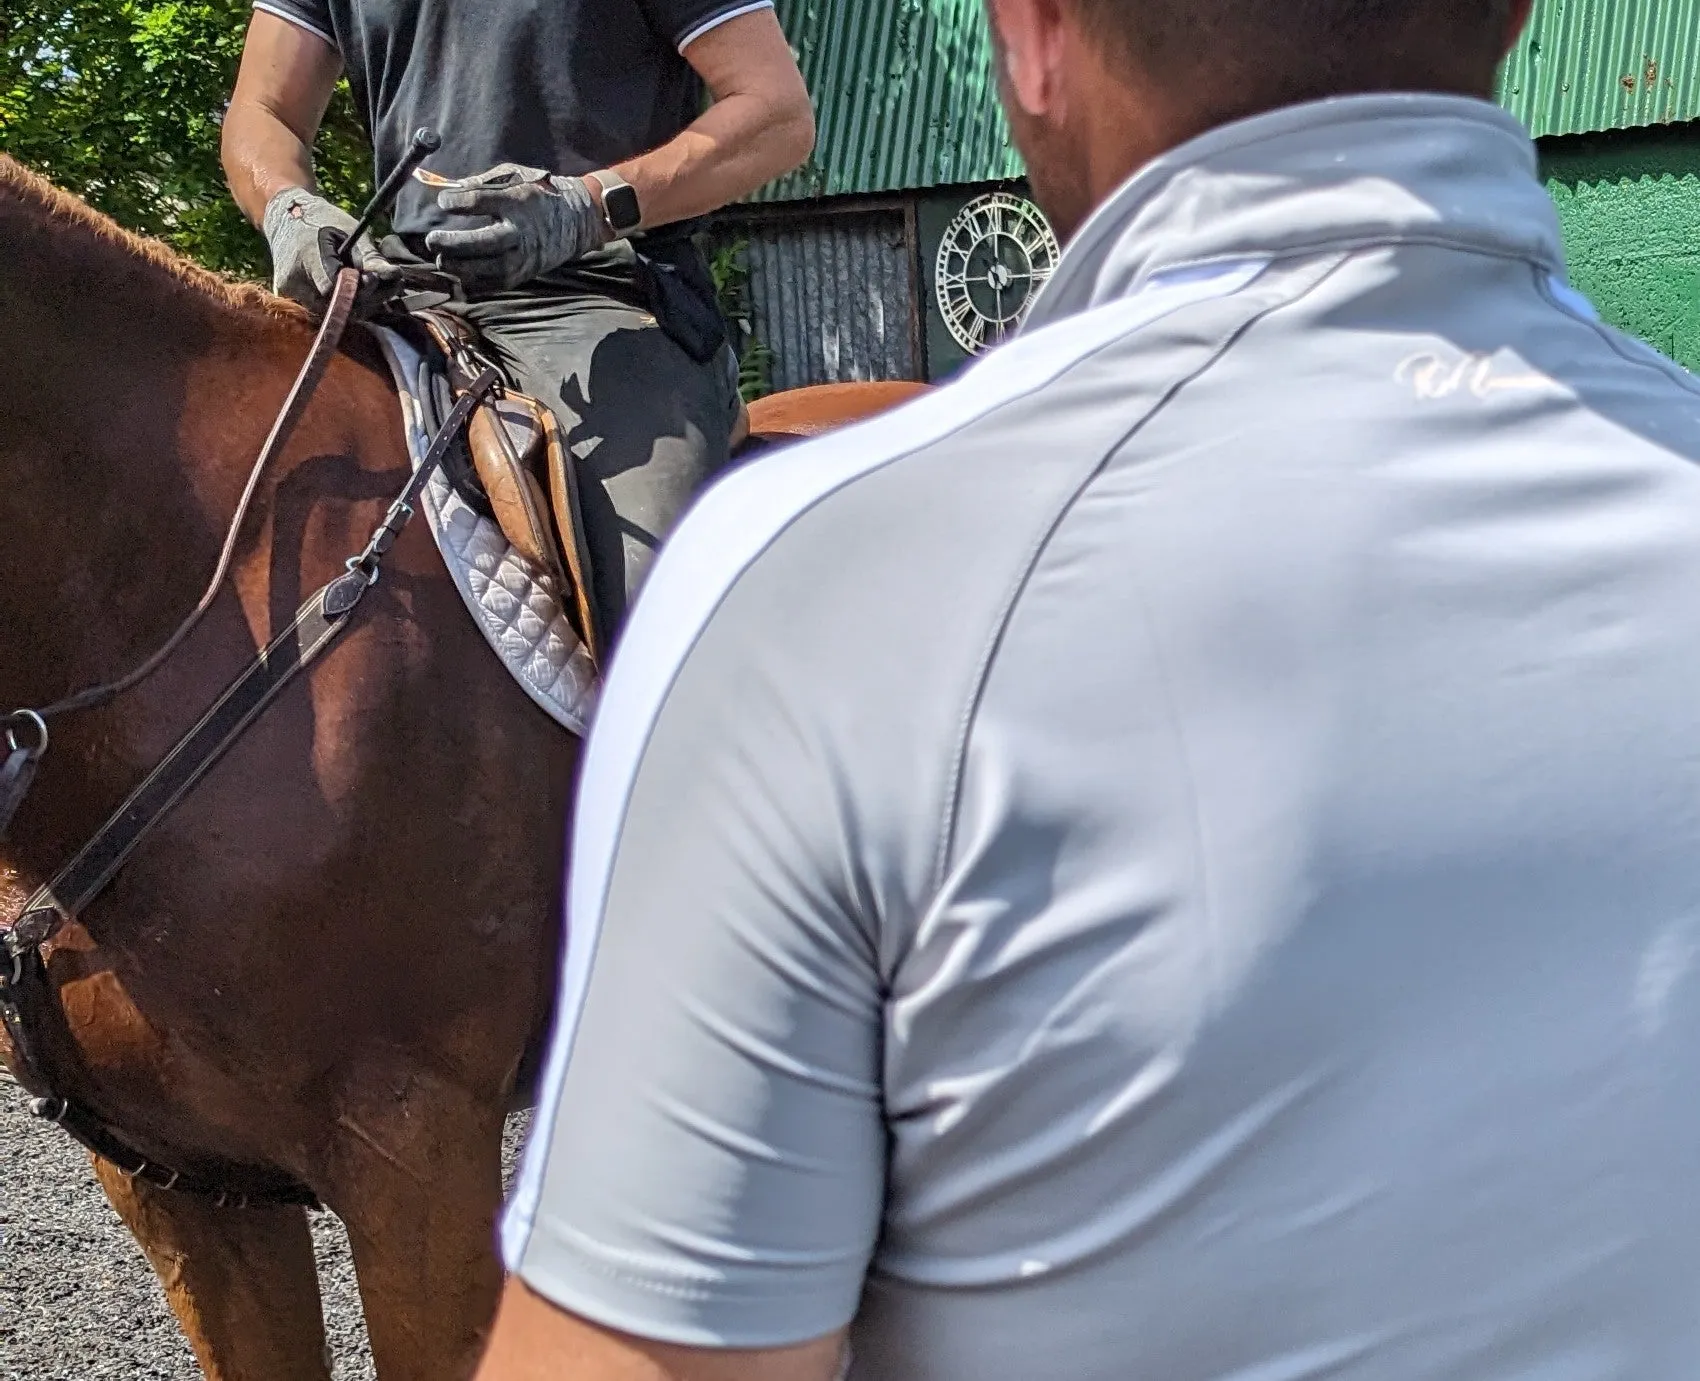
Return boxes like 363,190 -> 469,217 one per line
934,192 -> 1060,355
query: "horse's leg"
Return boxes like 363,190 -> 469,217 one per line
330,1081 -> 507,1380
93,1155 -> 330,1381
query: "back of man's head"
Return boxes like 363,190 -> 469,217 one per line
986,0 -> 1531,240
1080,0 -> 1521,115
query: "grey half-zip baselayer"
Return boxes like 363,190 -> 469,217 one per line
504,95 -> 1700,1380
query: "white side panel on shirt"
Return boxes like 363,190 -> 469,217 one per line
501,254 -> 1274,1267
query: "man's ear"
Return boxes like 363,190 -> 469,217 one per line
986,0 -> 1070,119
1501,0 -> 1536,55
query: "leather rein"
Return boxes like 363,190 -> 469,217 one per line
0,277 -> 359,841
0,266 -> 498,1207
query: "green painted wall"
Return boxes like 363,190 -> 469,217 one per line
1541,124 -> 1700,370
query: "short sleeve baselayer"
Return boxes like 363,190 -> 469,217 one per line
506,98 -> 1700,1379
253,0 -> 772,240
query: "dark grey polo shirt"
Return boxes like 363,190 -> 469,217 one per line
507,95 -> 1700,1379
254,0 -> 772,239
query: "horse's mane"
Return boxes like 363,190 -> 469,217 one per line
0,155 -> 310,329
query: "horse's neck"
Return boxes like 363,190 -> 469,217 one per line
0,216 -> 316,711
0,177 -> 409,938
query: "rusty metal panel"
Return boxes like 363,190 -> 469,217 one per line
760,0 -> 1020,201
1498,0 -> 1700,137
737,210 -> 920,389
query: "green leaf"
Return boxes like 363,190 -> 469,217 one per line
0,0 -> 373,278
704,235 -> 774,401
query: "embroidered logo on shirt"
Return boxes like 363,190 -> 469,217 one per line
1396,351 -> 1557,401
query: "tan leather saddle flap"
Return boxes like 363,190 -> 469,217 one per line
411,308 -> 604,665
465,392 -> 603,666
466,400 -> 560,583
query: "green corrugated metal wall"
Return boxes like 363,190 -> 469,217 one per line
760,0 -> 1018,200
764,0 -> 1700,202
1542,128 -> 1700,370
1504,0 -> 1700,136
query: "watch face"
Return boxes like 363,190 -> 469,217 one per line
605,182 -> 642,234
935,192 -> 1060,354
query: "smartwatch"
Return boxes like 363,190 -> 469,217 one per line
593,170 -> 643,238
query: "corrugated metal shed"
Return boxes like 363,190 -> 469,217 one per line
1500,0 -> 1700,137
762,0 -> 1700,202
759,0 -> 1019,201
739,210 -> 921,387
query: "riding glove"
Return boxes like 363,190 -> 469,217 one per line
424,164 -> 611,295
262,187 -> 390,310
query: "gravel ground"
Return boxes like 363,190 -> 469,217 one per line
0,1071 -> 529,1380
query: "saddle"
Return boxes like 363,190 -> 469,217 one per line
409,308 -> 607,664
406,309 -> 754,668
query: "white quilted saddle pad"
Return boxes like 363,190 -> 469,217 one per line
370,324 -> 598,736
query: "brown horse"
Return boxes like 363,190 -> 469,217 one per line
0,155 -> 922,1380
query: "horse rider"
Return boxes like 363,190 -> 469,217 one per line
223,0 -> 814,646
481,0 -> 1700,1376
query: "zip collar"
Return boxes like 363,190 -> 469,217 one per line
1025,94 -> 1563,330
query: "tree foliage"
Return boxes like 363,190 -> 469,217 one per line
0,1 -> 372,278
706,238 -> 774,401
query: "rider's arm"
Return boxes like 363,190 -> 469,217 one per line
592,6 -> 815,231
222,10 -> 344,227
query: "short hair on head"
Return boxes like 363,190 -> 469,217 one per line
1075,0 -> 1517,110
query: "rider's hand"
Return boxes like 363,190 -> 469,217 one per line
262,187 -> 393,310
423,164 -> 610,295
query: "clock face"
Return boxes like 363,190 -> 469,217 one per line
934,192 -> 1060,355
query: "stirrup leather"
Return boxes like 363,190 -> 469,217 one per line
411,310 -> 604,665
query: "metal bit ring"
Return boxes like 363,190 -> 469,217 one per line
2,710 -> 47,758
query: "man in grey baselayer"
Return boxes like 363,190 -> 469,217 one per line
221,0 -> 814,644
483,0 -> 1700,1378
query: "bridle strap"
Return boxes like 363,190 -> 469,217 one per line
4,367 -> 500,961
1,944 -> 320,1208
33,268 -> 362,721
5,577 -> 369,956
